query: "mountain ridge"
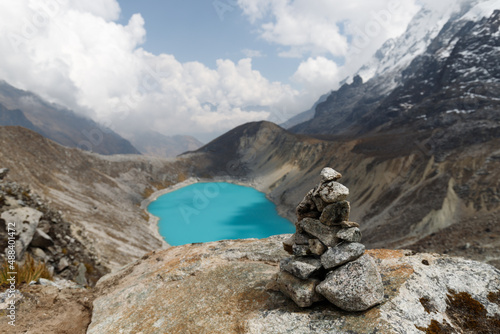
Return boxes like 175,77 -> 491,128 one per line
0,81 -> 140,155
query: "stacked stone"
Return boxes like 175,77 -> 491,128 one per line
275,167 -> 384,312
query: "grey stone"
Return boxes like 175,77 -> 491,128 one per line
308,239 -> 327,256
321,243 -> 365,269
39,278 -> 58,287
283,235 -> 294,254
320,201 -> 350,226
294,232 -> 311,245
57,257 -> 69,272
296,189 -> 321,221
316,254 -> 384,312
320,168 -> 342,182
0,168 -> 8,180
276,271 -> 324,308
1,208 -> 43,260
31,228 -> 54,248
75,263 -> 88,286
336,227 -> 362,243
311,195 -> 327,212
298,218 -> 341,247
318,182 -> 349,204
292,244 -> 310,256
280,257 -> 323,280
32,247 -> 49,262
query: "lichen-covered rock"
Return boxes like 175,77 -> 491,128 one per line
88,237 -> 500,334
280,256 -> 323,279
321,242 -> 365,269
308,239 -> 327,255
336,227 -> 362,243
292,244 -> 310,256
317,254 -> 384,311
318,182 -> 349,204
283,233 -> 311,254
276,271 -> 325,307
298,218 -> 341,247
320,201 -> 350,226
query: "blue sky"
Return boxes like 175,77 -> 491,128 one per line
117,0 -> 300,84
0,0 -> 450,141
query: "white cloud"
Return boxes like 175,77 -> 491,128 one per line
0,0 -> 300,140
239,0 -> 421,91
0,0 -> 474,142
292,57 -> 339,94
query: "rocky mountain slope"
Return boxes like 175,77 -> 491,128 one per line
88,236 -> 500,334
0,81 -> 140,155
186,117 -> 500,268
292,7 -> 500,139
0,170 -> 107,286
0,126 -> 195,270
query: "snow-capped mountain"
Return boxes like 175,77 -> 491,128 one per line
357,0 -> 499,85
291,2 -> 500,140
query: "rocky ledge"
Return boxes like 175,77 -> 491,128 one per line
88,235 -> 500,334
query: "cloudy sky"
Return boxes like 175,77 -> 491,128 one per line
0,0 -> 466,141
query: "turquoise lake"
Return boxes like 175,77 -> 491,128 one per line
148,182 -> 295,246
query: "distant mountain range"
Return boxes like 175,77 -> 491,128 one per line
0,81 -> 140,155
0,81 -> 203,157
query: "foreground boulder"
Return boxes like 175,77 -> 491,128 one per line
88,236 -> 500,334
1,207 -> 43,260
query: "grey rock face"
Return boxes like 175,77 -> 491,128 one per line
320,168 -> 342,182
298,218 -> 341,247
319,182 -> 349,204
316,254 -> 384,311
308,239 -> 327,255
320,201 -> 350,226
1,208 -> 43,260
337,227 -> 362,243
321,242 -> 365,269
276,271 -> 324,307
280,257 -> 323,280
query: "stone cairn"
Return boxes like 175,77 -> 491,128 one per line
274,167 -> 384,311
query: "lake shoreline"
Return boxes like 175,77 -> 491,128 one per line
141,177 -> 293,247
